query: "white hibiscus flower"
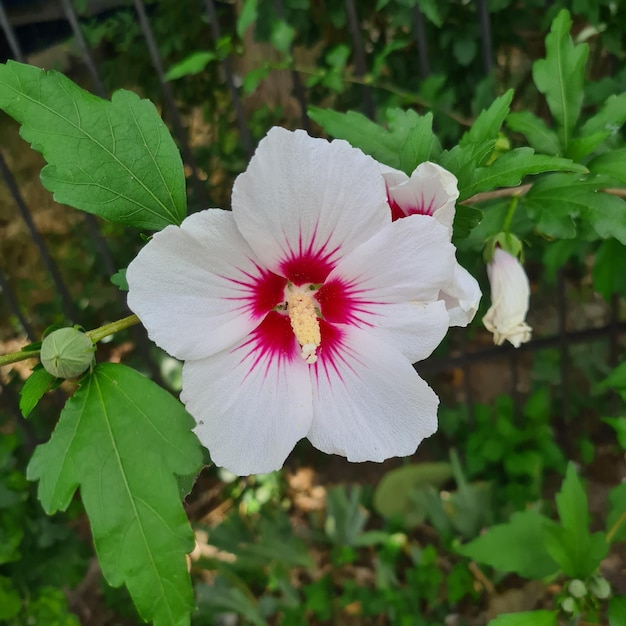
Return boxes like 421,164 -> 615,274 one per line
127,128 -> 459,475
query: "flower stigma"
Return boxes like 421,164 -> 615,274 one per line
286,284 -> 322,364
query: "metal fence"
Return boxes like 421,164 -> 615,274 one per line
0,0 -> 624,430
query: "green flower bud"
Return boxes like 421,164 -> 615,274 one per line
589,576 -> 611,599
568,579 -> 587,598
561,597 -> 576,614
40,328 -> 95,379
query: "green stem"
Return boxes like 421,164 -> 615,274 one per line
502,194 -> 519,234
0,314 -> 141,367
86,314 -> 140,343
606,510 -> 626,544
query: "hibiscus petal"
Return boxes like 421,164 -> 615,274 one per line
441,263 -> 482,327
232,127 -> 390,280
307,325 -> 438,462
318,214 -> 455,359
182,313 -> 314,475
127,210 -> 283,361
383,161 -> 459,230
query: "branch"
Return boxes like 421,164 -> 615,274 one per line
0,314 -> 141,367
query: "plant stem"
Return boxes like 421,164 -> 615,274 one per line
502,194 -> 520,233
0,314 -> 141,367
606,510 -> 626,543
86,314 -> 140,343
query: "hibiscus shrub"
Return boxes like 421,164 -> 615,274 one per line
1,7 -> 626,626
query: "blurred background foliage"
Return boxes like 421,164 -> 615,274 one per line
1,0 -> 626,623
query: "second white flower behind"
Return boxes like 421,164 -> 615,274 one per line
127,128 -> 460,475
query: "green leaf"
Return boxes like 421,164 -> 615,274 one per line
457,509 -> 559,579
165,51 -> 216,80
20,367 -> 56,418
532,10 -> 588,153
270,20 -> 295,55
0,576 -> 21,620
308,107 -> 436,172
544,463 -> 609,578
110,268 -> 129,291
598,362 -> 626,399
604,417 -> 626,450
581,93 -> 626,136
439,141 -> 496,200
487,611 -> 557,626
373,462 -> 452,527
453,205 -> 483,240
609,596 -> 626,626
236,0 -> 258,38
592,239 -> 626,301
463,148 -> 585,198
555,462 -> 589,531
398,111 -> 436,174
567,131 -> 612,162
196,581 -> 268,626
506,111 -> 561,155
27,363 -> 203,626
460,90 -> 513,147
523,173 -> 626,242
0,61 -> 186,231
588,148 -> 626,185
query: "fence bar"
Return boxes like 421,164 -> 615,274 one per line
417,320 -> 626,376
202,0 -> 253,157
411,6 -> 431,79
476,0 -> 493,75
557,270 -> 570,421
274,0 -> 310,132
132,0 -> 209,209
0,151 -> 77,322
0,0 -> 23,60
58,0 -> 107,98
344,0 -> 375,119
0,266 -> 35,339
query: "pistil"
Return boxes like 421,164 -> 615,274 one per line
286,286 -> 321,364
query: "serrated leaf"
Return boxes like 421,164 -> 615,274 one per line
463,148 -> 585,198
398,111 -> 436,174
20,367 -> 56,418
487,611 -> 557,626
609,596 -> 626,626
523,173 -> 626,242
506,111 -> 561,155
544,463 -> 609,578
0,61 -> 186,231
439,141 -> 496,200
308,107 -> 436,173
532,10 -> 588,153
588,148 -> 626,185
453,205 -> 483,240
27,363 -> 203,626
457,509 -> 559,579
555,462 -> 588,531
460,90 -> 513,147
581,93 -> 626,136
165,51 -> 216,80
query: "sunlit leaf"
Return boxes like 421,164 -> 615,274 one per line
165,51 -> 216,80
0,61 -> 186,231
487,611 -> 557,626
460,90 -> 513,147
27,363 -> 203,626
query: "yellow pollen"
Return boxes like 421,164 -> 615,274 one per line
287,289 -> 321,364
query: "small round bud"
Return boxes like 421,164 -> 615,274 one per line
561,597 -> 576,614
40,328 -> 95,379
589,576 -> 611,599
568,579 -> 587,598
